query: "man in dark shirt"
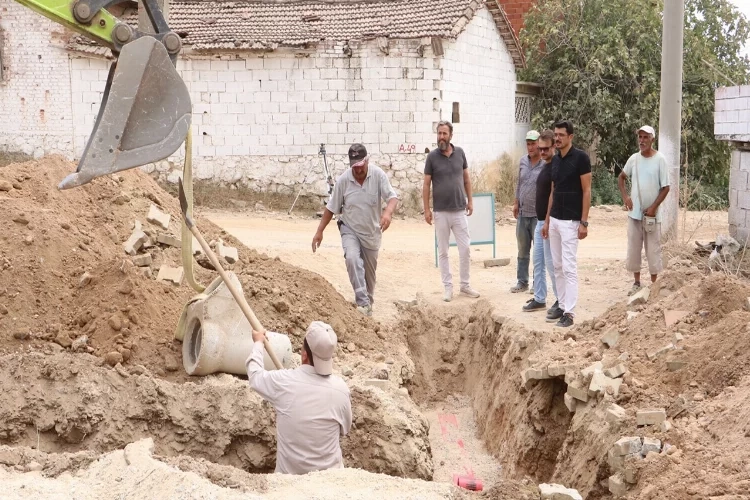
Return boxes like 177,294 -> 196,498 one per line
523,130 -> 562,321
541,120 -> 592,328
422,120 -> 481,302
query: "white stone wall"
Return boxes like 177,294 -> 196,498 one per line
716,85 -> 750,243
0,0 -> 74,157
440,7 -> 516,167
1,2 -> 517,204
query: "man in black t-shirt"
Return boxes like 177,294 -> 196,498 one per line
541,121 -> 592,328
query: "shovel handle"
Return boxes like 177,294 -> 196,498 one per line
188,226 -> 284,370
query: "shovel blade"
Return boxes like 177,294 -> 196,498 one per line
59,36 -> 191,190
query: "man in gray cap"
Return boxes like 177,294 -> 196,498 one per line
312,143 -> 399,317
247,321 -> 352,475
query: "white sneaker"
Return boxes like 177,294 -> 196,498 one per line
460,286 -> 480,298
356,305 -> 372,317
443,288 -> 453,302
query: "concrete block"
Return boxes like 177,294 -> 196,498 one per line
146,205 -> 170,230
589,371 -> 622,397
604,363 -> 627,378
606,404 -> 627,424
641,437 -> 661,456
156,265 -> 183,285
647,343 -> 675,360
608,474 -> 629,497
523,367 -> 550,381
548,363 -> 575,377
123,230 -> 148,256
607,448 -> 625,471
664,310 -> 689,327
564,393 -> 576,413
156,233 -> 181,248
613,436 -> 642,456
539,483 -> 583,500
636,409 -> 666,426
363,379 -> 389,390
623,461 -> 639,484
566,382 -> 589,402
483,257 -> 510,268
217,240 -> 239,264
673,332 -> 684,343
132,254 -> 152,267
581,361 -> 603,379
628,286 -> 650,305
601,328 -> 620,348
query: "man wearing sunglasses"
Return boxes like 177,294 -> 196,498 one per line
312,144 -> 399,317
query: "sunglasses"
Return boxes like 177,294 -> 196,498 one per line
539,147 -> 552,152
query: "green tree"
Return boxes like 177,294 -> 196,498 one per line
520,0 -> 750,206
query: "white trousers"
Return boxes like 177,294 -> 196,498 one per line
435,210 -> 471,289
549,217 -> 579,316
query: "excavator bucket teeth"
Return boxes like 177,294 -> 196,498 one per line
59,36 -> 191,190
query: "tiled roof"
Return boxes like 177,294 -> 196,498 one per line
67,0 -> 524,68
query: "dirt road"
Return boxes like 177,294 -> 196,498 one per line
207,206 -> 728,329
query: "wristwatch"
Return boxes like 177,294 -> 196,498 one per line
580,221 -> 589,227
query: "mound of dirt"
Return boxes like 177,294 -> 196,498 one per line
0,157 -> 385,380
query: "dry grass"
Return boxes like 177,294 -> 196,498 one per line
470,150 -> 524,206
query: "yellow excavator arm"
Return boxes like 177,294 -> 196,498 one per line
14,0 -> 192,190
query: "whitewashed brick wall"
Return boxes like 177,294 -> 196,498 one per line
715,85 -> 750,139
0,0 -> 74,158
2,2 -> 517,204
440,7 -> 516,166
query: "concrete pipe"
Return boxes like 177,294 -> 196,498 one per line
180,272 -> 293,376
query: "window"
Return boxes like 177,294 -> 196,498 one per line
515,96 -> 531,124
452,102 -> 460,123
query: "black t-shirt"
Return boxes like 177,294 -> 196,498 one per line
535,162 -> 553,220
550,147 -> 591,221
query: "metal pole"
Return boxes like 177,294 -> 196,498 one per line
658,0 -> 685,239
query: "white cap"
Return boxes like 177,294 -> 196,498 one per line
305,321 -> 337,375
638,125 -> 656,137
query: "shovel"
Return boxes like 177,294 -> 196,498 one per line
177,179 -> 284,370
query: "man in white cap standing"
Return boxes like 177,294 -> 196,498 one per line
246,321 -> 352,475
618,125 -> 670,295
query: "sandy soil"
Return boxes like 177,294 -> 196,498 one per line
206,207 -> 728,328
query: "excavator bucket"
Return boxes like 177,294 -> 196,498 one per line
58,36 -> 191,190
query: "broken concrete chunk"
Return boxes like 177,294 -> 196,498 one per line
132,254 -> 152,267
156,265 -> 184,285
664,309 -> 689,327
363,379 -> 389,390
647,343 -> 675,360
673,332 -> 684,343
613,436 -> 643,456
589,371 -> 622,397
123,229 -> 148,256
581,361 -> 603,379
607,448 -> 625,471
564,393 -> 577,413
547,363 -> 574,377
606,404 -> 627,424
601,328 -> 620,348
539,483 -> 583,500
608,474 -> 629,496
523,367 -> 550,381
217,239 -> 239,264
566,382 -> 589,402
628,287 -> 650,306
660,420 -> 673,432
641,437 -> 661,456
604,363 -> 627,378
483,257 -> 511,268
157,233 -> 181,248
146,204 -> 170,230
626,311 -> 639,321
636,409 -> 666,426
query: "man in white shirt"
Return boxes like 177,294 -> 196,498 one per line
618,125 -> 670,295
246,321 -> 352,475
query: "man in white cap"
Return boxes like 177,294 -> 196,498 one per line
618,125 -> 670,295
511,129 -> 544,294
246,321 -> 352,475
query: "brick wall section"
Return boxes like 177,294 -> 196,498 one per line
498,0 -> 536,37
716,86 -> 750,242
0,0 -> 74,157
440,7 -> 515,164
